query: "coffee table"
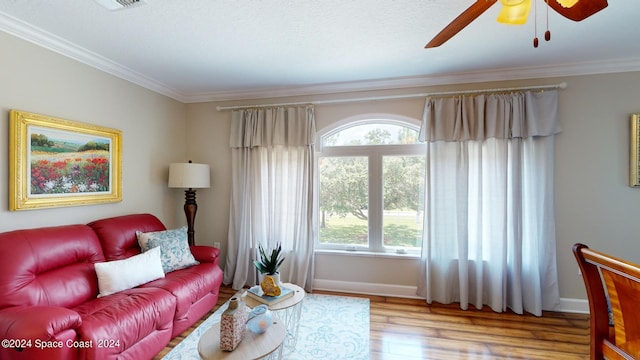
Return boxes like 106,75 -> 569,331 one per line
197,316 -> 286,360
242,283 -> 305,353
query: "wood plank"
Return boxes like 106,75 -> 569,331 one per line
154,286 -> 591,359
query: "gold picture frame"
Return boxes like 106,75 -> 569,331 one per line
631,113 -> 640,187
9,110 -> 122,210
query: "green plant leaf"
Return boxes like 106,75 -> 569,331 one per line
253,242 -> 285,275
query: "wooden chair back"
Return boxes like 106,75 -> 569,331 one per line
573,243 -> 640,360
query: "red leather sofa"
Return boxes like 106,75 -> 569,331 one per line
0,213 -> 224,360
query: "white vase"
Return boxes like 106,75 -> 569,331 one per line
259,272 -> 282,296
258,272 -> 282,285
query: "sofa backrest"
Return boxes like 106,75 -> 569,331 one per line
88,213 -> 166,261
0,224 -> 105,310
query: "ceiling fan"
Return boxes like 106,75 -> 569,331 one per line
425,0 -> 608,48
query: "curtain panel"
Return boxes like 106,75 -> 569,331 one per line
224,106 -> 316,292
417,90 -> 561,316
229,106 -> 316,148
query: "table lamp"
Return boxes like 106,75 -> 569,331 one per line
168,160 -> 210,246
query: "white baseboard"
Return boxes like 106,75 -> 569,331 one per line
312,279 -> 590,314
558,297 -> 589,314
313,279 -> 423,299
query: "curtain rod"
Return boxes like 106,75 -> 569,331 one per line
215,82 -> 568,111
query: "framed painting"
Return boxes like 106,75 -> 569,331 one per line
9,110 -> 122,210
631,113 -> 640,187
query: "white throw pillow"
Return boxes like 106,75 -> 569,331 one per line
136,226 -> 199,273
94,246 -> 164,297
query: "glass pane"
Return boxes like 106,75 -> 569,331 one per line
319,156 -> 368,246
324,123 -> 419,147
383,155 -> 425,249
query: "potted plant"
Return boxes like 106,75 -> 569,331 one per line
253,242 -> 285,296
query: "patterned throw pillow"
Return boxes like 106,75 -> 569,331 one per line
136,226 -> 199,273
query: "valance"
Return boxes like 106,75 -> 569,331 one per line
230,106 -> 316,148
419,90 -> 560,142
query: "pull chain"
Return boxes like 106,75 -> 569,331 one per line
534,0 -> 552,48
545,0 -> 551,41
533,0 -> 539,47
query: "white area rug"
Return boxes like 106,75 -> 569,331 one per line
163,293 -> 370,359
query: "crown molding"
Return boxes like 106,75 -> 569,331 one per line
2,10 -> 640,104
186,57 -> 640,103
0,11 -> 188,102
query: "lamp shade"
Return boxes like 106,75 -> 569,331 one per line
168,162 -> 210,189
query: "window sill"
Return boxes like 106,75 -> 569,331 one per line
314,248 -> 420,260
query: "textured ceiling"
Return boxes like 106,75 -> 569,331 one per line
0,0 -> 639,102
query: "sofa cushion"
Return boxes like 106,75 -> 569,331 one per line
73,287 -> 175,359
88,213 -> 166,261
0,305 -> 82,340
136,227 -> 199,273
142,262 -> 223,336
0,225 -> 105,309
94,247 -> 164,297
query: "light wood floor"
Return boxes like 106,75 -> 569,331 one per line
154,285 -> 590,360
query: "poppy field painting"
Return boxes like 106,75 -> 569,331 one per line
9,110 -> 122,210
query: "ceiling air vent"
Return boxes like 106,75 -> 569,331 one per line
94,0 -> 146,11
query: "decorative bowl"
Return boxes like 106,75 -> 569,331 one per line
246,304 -> 273,334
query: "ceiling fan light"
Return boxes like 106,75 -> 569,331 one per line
497,0 -> 531,25
499,0 -> 526,5
556,0 -> 579,8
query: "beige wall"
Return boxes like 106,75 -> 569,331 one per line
554,72 -> 640,300
0,31 -> 188,231
188,73 -> 640,306
184,103 -> 232,248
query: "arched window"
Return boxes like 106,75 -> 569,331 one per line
317,117 -> 426,254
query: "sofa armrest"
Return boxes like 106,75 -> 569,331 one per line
190,245 -> 220,266
0,306 -> 82,341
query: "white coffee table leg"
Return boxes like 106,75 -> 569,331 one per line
278,299 -> 303,353
241,283 -> 305,356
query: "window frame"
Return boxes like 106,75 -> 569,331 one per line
316,116 -> 426,254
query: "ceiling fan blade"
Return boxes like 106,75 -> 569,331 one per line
425,0 -> 498,48
547,0 -> 608,21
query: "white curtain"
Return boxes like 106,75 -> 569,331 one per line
417,90 -> 561,315
224,106 -> 316,292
